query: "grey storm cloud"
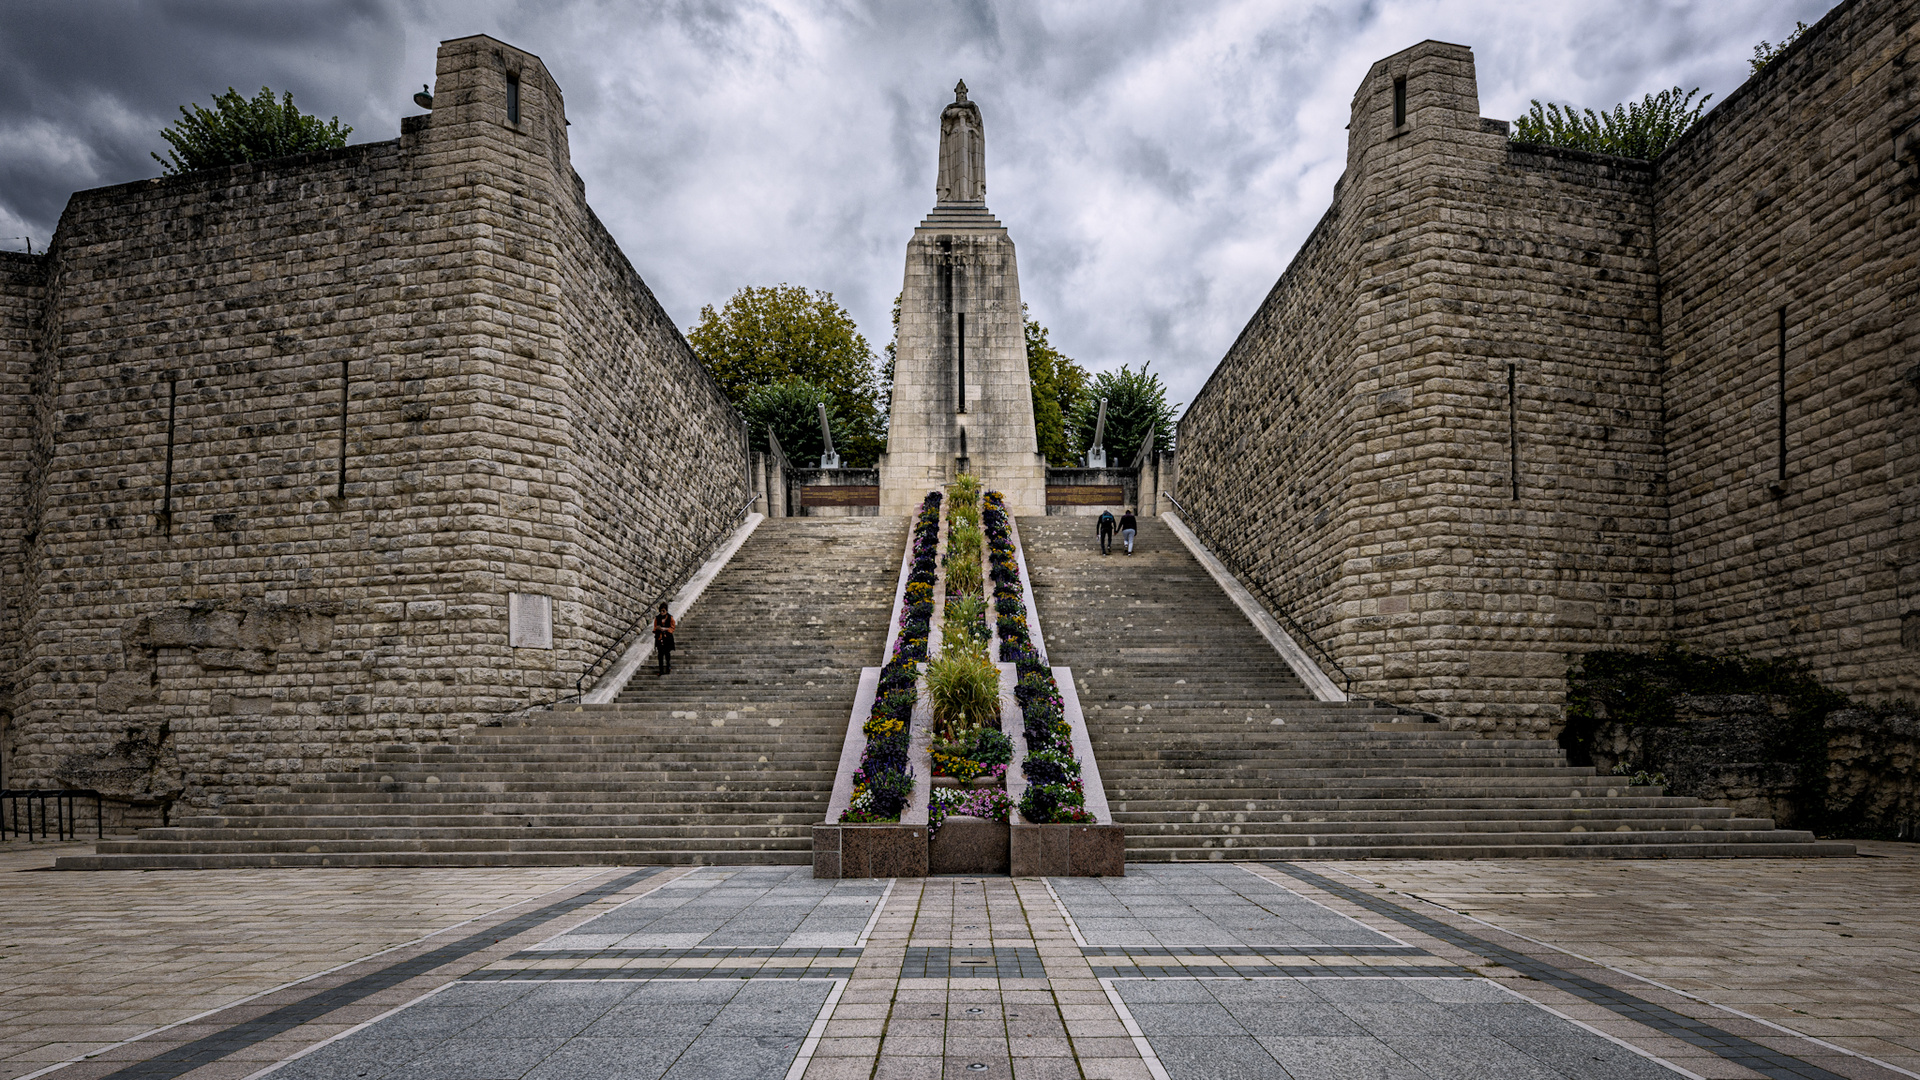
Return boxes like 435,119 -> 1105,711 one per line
0,0 -> 1834,408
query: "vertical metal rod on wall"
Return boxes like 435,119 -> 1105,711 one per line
1506,364 -> 1519,501
1777,307 -> 1788,485
161,376 -> 178,535
337,358 -> 350,499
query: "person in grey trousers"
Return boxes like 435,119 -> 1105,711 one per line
1119,508 -> 1138,554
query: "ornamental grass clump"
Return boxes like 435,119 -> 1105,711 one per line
927,647 -> 1000,741
943,594 -> 988,650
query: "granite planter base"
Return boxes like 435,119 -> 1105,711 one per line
927,817 -> 1010,875
1010,823 -> 1126,876
812,823 -> 928,879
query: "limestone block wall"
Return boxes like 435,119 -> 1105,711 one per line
1655,0 -> 1920,701
1181,41 -> 1671,732
0,252 -> 44,774
0,35 -> 747,810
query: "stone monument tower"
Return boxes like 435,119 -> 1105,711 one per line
877,82 -> 1047,515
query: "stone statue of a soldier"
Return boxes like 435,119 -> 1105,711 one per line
937,81 -> 985,204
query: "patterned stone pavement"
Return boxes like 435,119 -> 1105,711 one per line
1,840 -> 1914,1080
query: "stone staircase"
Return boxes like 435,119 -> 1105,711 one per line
58,518 -> 906,869
1020,517 -> 1853,860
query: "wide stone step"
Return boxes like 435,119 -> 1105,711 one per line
57,850 -> 813,869
1115,815 -> 1782,836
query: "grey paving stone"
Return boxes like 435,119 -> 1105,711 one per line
1382,1035 -> 1562,1080
1304,980 -> 1433,1004
1146,1035 -> 1291,1080
583,1002 -> 727,1037
1256,1035 -> 1427,1080
486,1003 -> 626,1037
1116,980 -> 1219,1004
662,1033 -> 805,1080
267,1036 -> 441,1080
1405,979 -> 1513,1004
1331,1002 -> 1466,1036
632,981 -> 749,1004
402,1036 -> 571,1080
1502,1035 -> 1687,1080
523,1036 -> 695,1080
1224,1002 -> 1368,1037
371,1005 -> 496,1037
424,982 -> 535,1008
1445,1002 -> 1576,1039
1125,1003 -> 1248,1037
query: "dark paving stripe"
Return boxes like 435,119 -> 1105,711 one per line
98,867 -> 662,1080
1267,863 -> 1852,1080
512,946 -> 864,960
1093,963 -> 1474,979
900,946 -> 1046,979
464,965 -> 859,981
1080,945 -> 1429,957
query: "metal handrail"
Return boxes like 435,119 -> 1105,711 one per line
574,493 -> 762,698
1,788 -> 104,842
1164,494 -> 1353,696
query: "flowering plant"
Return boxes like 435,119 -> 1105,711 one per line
928,785 -> 1013,837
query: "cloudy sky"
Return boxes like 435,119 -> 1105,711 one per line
1,0 -> 1833,407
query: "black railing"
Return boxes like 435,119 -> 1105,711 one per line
575,494 -> 764,698
1164,494 -> 1353,697
1,789 -> 104,841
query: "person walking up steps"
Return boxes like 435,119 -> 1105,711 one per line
1097,509 -> 1117,555
1119,508 -> 1138,555
653,602 -> 676,675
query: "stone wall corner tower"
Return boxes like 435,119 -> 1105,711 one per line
877,81 -> 1047,515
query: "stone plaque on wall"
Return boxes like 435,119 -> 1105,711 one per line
509,593 -> 553,650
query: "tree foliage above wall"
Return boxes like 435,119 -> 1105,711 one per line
690,284 -> 884,467
1025,311 -> 1089,467
1511,87 -> 1711,160
1751,22 -> 1811,74
1067,363 -> 1179,472
153,87 -> 351,175
739,378 -> 853,469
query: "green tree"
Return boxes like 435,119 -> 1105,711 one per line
1751,22 -> 1810,74
689,284 -> 884,466
1067,363 -> 1179,471
740,378 -> 855,468
1024,310 -> 1089,466
1511,87 -> 1711,160
153,87 -> 351,175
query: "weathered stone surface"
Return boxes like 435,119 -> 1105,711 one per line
54,721 -> 184,804
1178,1 -> 1920,730
927,816 -> 1010,874
817,824 -> 930,878
0,34 -> 749,808
1010,823 -> 1124,876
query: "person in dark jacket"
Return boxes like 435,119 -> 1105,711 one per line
1119,508 -> 1138,554
653,602 -> 676,674
1097,509 -> 1117,555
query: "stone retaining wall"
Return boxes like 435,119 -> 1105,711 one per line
1178,0 -> 1920,730
0,35 -> 748,813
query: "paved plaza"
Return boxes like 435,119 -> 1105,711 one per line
2,841 -> 1914,1080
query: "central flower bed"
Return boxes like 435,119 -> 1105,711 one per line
927,475 -> 1012,836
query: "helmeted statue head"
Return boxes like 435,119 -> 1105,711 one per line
937,81 -> 985,204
